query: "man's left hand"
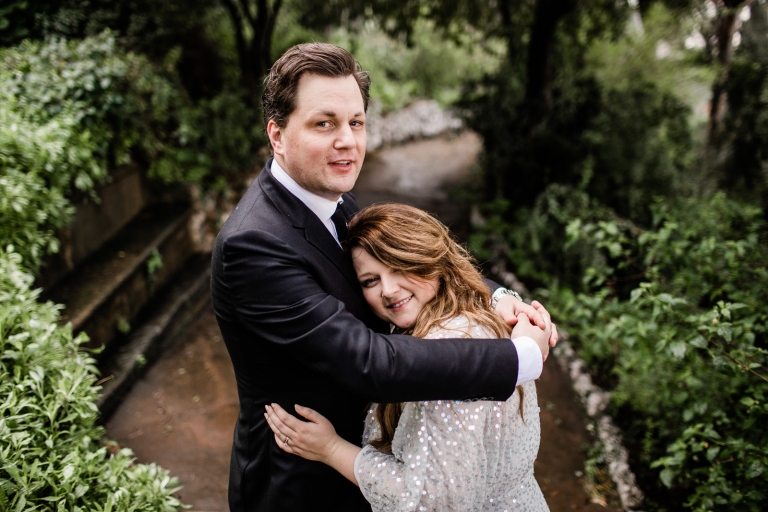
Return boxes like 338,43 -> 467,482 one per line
495,295 -> 558,348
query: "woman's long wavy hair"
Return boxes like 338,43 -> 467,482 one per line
345,203 -> 524,454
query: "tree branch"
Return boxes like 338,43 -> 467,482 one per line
222,0 -> 249,83
238,0 -> 257,29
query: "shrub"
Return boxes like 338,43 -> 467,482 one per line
1,32 -> 197,183
539,193 -> 768,510
0,103 -> 98,271
0,249 -> 185,510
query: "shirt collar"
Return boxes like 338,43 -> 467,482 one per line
270,159 -> 342,222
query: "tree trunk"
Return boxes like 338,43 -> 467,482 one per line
222,0 -> 282,94
708,0 -> 752,146
524,0 -> 578,111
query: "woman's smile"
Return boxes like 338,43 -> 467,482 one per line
387,295 -> 412,310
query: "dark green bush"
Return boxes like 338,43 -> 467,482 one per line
1,32 -> 199,184
0,250 -> 185,510
0,31 -> 243,510
537,193 -> 768,510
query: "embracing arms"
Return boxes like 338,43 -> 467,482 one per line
214,227 -> 553,402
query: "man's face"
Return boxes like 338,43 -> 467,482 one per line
267,73 -> 366,201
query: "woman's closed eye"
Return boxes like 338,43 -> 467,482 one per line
360,277 -> 379,288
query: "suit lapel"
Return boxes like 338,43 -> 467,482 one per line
259,162 -> 361,292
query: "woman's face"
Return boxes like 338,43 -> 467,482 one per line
351,247 -> 439,330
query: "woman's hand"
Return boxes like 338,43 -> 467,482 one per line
265,403 -> 341,463
511,312 -> 551,361
265,403 -> 361,484
496,295 -> 558,348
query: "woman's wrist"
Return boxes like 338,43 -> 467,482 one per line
322,436 -> 362,485
321,435 -> 344,465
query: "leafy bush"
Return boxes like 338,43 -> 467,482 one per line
0,31 -> 263,274
1,31 -> 262,190
536,193 -> 768,510
0,103 -> 101,271
0,249 -> 185,510
272,11 -> 505,114
1,32 -> 197,183
0,31 -> 229,511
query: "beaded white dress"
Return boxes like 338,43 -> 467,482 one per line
354,315 -> 549,511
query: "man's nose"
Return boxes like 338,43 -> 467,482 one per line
334,122 -> 355,149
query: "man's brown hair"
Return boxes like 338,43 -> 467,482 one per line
262,42 -> 370,128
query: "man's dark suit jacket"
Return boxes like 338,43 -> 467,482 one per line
210,161 -> 520,512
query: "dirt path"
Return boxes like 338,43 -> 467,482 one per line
106,132 -> 616,512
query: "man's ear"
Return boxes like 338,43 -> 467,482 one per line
266,119 -> 284,155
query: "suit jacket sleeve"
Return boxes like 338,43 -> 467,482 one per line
218,228 -> 518,404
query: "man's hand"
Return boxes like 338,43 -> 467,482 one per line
511,313 -> 551,361
495,295 -> 558,348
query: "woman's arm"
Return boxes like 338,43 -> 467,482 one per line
353,399 -> 493,511
265,404 -> 361,484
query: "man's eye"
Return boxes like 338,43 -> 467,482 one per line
351,120 -> 364,127
317,121 -> 330,127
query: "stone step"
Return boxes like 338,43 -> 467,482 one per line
43,202 -> 194,352
37,163 -> 150,289
96,252 -> 212,421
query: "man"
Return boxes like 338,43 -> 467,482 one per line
211,42 -> 557,512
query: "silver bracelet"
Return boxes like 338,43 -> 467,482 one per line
491,288 -> 522,310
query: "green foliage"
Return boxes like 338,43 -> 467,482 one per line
328,20 -> 504,112
0,31 -> 208,511
0,104 -> 95,271
0,0 -> 33,47
0,249 -> 185,510
471,184 -> 618,291
539,193 -> 768,510
146,249 -> 163,276
272,6 -> 505,114
0,32 -> 262,275
2,31 -> 262,188
1,32 -> 201,183
462,4 -> 702,221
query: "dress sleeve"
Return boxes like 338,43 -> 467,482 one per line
354,318 -> 495,511
355,399 -> 495,511
361,404 -> 381,446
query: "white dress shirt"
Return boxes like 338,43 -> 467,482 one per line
270,159 -> 543,385
271,159 -> 343,245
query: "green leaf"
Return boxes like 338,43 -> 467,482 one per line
660,468 -> 675,488
745,462 -> 764,479
740,397 -> 755,408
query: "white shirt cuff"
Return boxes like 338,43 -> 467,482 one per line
512,336 -> 543,385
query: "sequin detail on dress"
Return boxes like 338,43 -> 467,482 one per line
354,315 -> 549,511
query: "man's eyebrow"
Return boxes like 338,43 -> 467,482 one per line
311,110 -> 365,118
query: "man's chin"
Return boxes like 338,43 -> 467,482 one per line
330,177 -> 360,196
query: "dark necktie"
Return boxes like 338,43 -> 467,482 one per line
331,203 -> 348,242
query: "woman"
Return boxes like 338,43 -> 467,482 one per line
265,204 -> 549,511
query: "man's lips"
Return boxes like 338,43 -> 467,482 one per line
387,296 -> 412,310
